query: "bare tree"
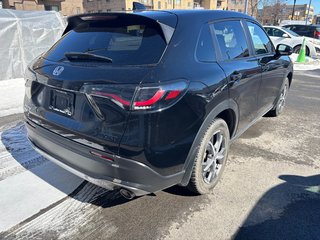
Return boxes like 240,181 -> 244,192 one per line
260,0 -> 287,25
248,0 -> 264,17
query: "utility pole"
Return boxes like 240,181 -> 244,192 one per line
305,0 -> 312,24
291,0 -> 296,20
244,0 -> 248,14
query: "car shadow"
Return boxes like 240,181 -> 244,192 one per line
233,174 -> 320,240
0,122 -> 128,206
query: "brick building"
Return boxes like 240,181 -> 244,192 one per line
2,0 -> 194,16
195,0 -> 227,10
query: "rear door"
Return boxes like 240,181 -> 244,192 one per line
245,21 -> 286,115
211,19 -> 261,134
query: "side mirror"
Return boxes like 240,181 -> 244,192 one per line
282,33 -> 290,38
276,44 -> 293,56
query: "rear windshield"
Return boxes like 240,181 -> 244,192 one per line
43,19 -> 167,65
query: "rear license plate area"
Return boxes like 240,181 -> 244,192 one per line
49,89 -> 74,116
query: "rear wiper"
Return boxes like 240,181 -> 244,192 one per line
64,52 -> 113,63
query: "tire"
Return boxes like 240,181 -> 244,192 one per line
187,118 -> 230,195
293,45 -> 310,56
267,78 -> 290,117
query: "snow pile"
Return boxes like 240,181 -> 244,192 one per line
290,53 -> 320,71
0,78 -> 25,117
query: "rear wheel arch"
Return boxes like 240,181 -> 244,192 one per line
216,108 -> 237,138
180,99 -> 238,186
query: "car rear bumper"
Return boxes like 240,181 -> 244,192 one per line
25,119 -> 185,196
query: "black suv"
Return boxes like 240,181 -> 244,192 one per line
284,24 -> 320,39
24,10 -> 293,198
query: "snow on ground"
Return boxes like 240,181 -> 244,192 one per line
0,123 -> 83,232
0,78 -> 25,117
290,53 -> 320,71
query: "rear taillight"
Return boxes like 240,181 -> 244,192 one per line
81,80 -> 188,112
24,68 -> 37,99
314,30 -> 320,39
132,81 -> 188,111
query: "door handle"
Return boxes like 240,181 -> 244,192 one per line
230,72 -> 242,83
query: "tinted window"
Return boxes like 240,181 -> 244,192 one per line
196,24 -> 216,62
44,20 -> 167,65
290,25 -> 305,31
212,21 -> 249,60
247,21 -> 273,55
264,27 -> 272,36
284,28 -> 300,37
272,28 -> 285,37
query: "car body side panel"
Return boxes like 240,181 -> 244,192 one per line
219,58 -> 261,134
118,16 -> 229,176
257,54 -> 290,114
119,65 -> 229,176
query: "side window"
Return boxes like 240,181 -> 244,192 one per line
246,21 -> 273,55
273,28 -> 286,37
289,26 -> 296,31
295,25 -> 305,31
212,20 -> 249,60
196,24 -> 216,62
265,27 -> 273,36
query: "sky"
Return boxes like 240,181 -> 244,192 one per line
286,0 -> 320,14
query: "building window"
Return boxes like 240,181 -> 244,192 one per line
165,2 -> 167,9
158,1 -> 161,9
217,1 -> 222,7
176,0 -> 181,5
76,7 -> 81,13
106,0 -> 110,2
44,5 -> 59,11
87,0 -> 93,2
168,0 -> 172,4
188,2 -> 191,7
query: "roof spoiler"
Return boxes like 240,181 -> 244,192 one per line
62,13 -> 175,44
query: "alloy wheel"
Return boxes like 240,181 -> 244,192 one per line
202,130 -> 226,184
278,83 -> 288,113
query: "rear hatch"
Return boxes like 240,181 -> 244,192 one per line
25,12 -> 177,154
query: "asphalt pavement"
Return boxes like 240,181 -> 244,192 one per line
0,70 -> 319,240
